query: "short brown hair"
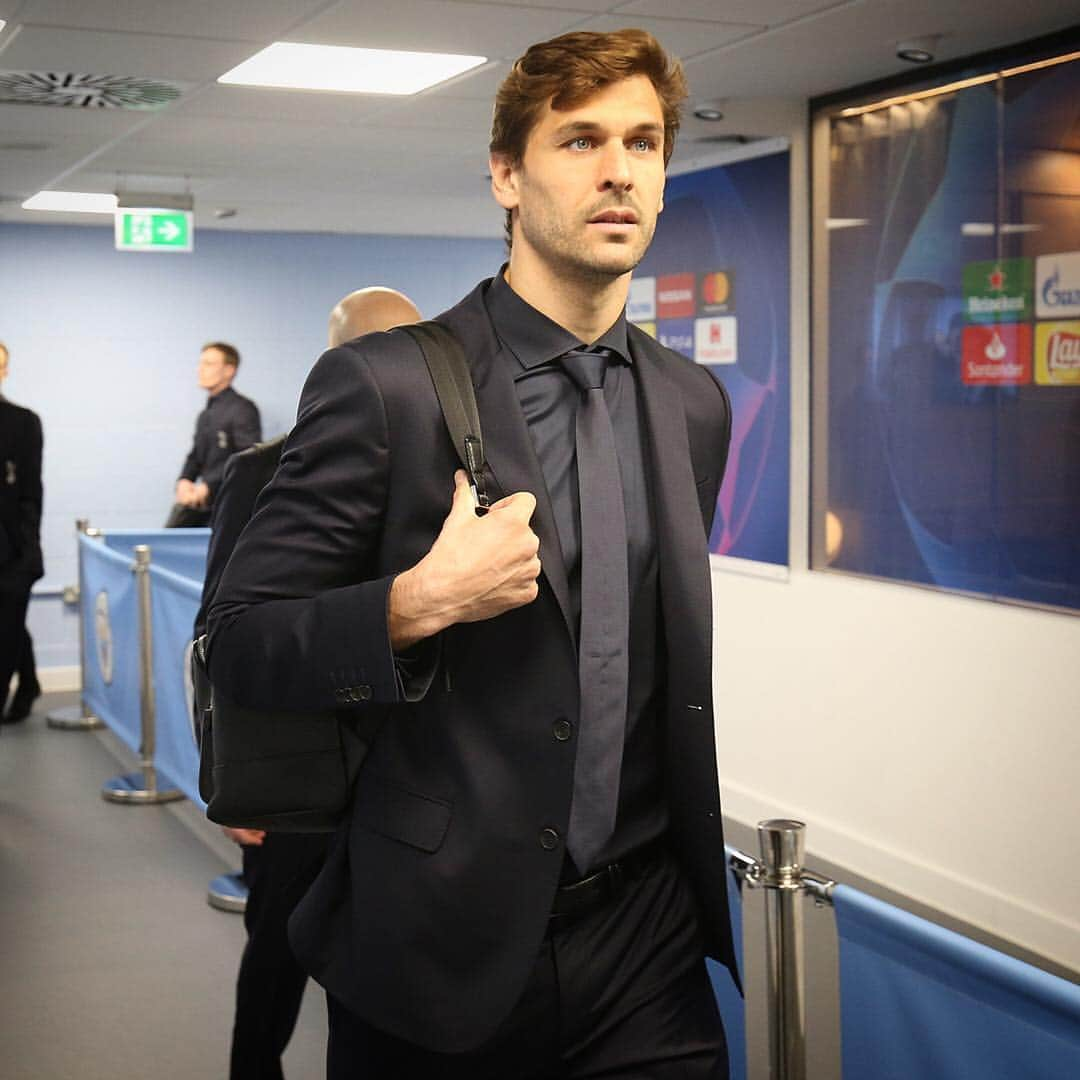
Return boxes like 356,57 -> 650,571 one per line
491,29 -> 686,167
202,341 -> 240,369
490,29 -> 686,245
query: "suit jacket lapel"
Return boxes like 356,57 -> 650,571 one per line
438,288 -> 576,649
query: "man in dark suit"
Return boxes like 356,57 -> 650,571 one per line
0,341 -> 44,725
167,341 -> 262,527
208,28 -> 736,1078
197,288 -> 422,1080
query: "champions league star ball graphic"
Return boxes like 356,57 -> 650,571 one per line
637,157 -> 788,564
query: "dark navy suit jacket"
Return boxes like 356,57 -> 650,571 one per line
0,396 -> 43,590
207,280 -> 735,1052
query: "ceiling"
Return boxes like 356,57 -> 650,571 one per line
0,0 -> 1076,238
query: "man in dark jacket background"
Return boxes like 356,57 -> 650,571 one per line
0,341 -> 44,725
167,341 -> 261,527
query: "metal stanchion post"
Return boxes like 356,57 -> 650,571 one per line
728,819 -> 836,1080
759,819 -> 809,1080
48,519 -> 106,730
102,545 -> 183,805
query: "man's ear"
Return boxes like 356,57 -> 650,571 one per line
489,153 -> 520,211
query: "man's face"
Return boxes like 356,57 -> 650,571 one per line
198,347 -> 234,393
0,348 -> 8,382
493,74 -> 667,284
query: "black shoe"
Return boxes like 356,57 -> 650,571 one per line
2,679 -> 41,724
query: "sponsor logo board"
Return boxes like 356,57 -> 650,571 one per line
1035,252 -> 1080,319
656,273 -> 695,319
694,316 -> 737,365
960,323 -> 1031,385
627,276 -> 656,323
698,270 -> 734,314
1034,320 -> 1080,385
635,321 -> 657,339
657,319 -> 694,360
962,258 -> 1032,323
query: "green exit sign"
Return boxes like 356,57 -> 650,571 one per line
114,209 -> 193,253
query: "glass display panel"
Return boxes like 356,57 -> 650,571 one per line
813,47 -> 1080,612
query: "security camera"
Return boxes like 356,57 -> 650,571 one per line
896,36 -> 938,63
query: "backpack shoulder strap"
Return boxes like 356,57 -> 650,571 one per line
401,321 -> 490,511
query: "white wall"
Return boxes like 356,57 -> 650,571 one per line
712,111 -> 1080,973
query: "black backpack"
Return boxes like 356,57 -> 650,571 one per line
192,321 -> 488,831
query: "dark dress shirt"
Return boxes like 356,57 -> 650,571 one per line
484,271 -> 667,875
179,385 -> 262,500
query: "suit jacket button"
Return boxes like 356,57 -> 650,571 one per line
552,718 -> 572,742
539,827 -> 560,851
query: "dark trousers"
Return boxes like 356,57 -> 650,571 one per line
16,626 -> 36,687
230,832 -> 332,1080
327,851 -> 728,1079
0,587 -> 31,712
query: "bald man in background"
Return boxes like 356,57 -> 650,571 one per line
196,287 -> 422,1080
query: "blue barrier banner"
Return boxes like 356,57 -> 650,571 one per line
708,851 -> 747,1080
833,883 -> 1080,1078
102,528 -> 209,583
80,535 -> 141,754
149,562 -> 204,807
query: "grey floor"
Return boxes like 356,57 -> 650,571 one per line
0,692 -> 327,1080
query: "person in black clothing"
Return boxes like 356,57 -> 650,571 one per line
167,341 -> 261,527
0,341 -> 44,725
206,29 -> 736,1078
196,288 -> 421,1080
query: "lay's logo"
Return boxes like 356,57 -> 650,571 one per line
1035,321 -> 1080,386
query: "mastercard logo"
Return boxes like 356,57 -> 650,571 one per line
701,271 -> 731,307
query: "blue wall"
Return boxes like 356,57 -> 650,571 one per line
0,222 -> 504,667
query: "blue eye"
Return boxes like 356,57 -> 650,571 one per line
569,136 -> 593,150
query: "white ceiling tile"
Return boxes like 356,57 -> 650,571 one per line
170,84 -> 393,125
0,25 -> 264,82
567,14 -> 761,60
443,0 -> 614,9
682,0 -> 1080,100
0,100 -> 149,137
19,0 -> 327,41
290,0 -> 596,60
370,94 -> 496,131
614,0 -> 839,25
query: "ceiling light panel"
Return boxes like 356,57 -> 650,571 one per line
293,0 -> 581,58
219,43 -> 486,95
22,190 -> 118,213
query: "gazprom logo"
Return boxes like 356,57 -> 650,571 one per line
1036,253 -> 1080,318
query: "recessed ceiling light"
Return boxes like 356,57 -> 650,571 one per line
219,42 -> 487,95
693,103 -> 725,121
22,190 -> 118,213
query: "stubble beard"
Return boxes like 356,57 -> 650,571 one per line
518,204 -> 656,289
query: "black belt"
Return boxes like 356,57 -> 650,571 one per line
549,837 -> 667,926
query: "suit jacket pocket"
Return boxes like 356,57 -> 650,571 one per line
353,775 -> 452,853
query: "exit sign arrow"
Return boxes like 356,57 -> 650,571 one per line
115,208 -> 193,253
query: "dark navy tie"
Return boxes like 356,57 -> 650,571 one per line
559,347 -> 629,874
